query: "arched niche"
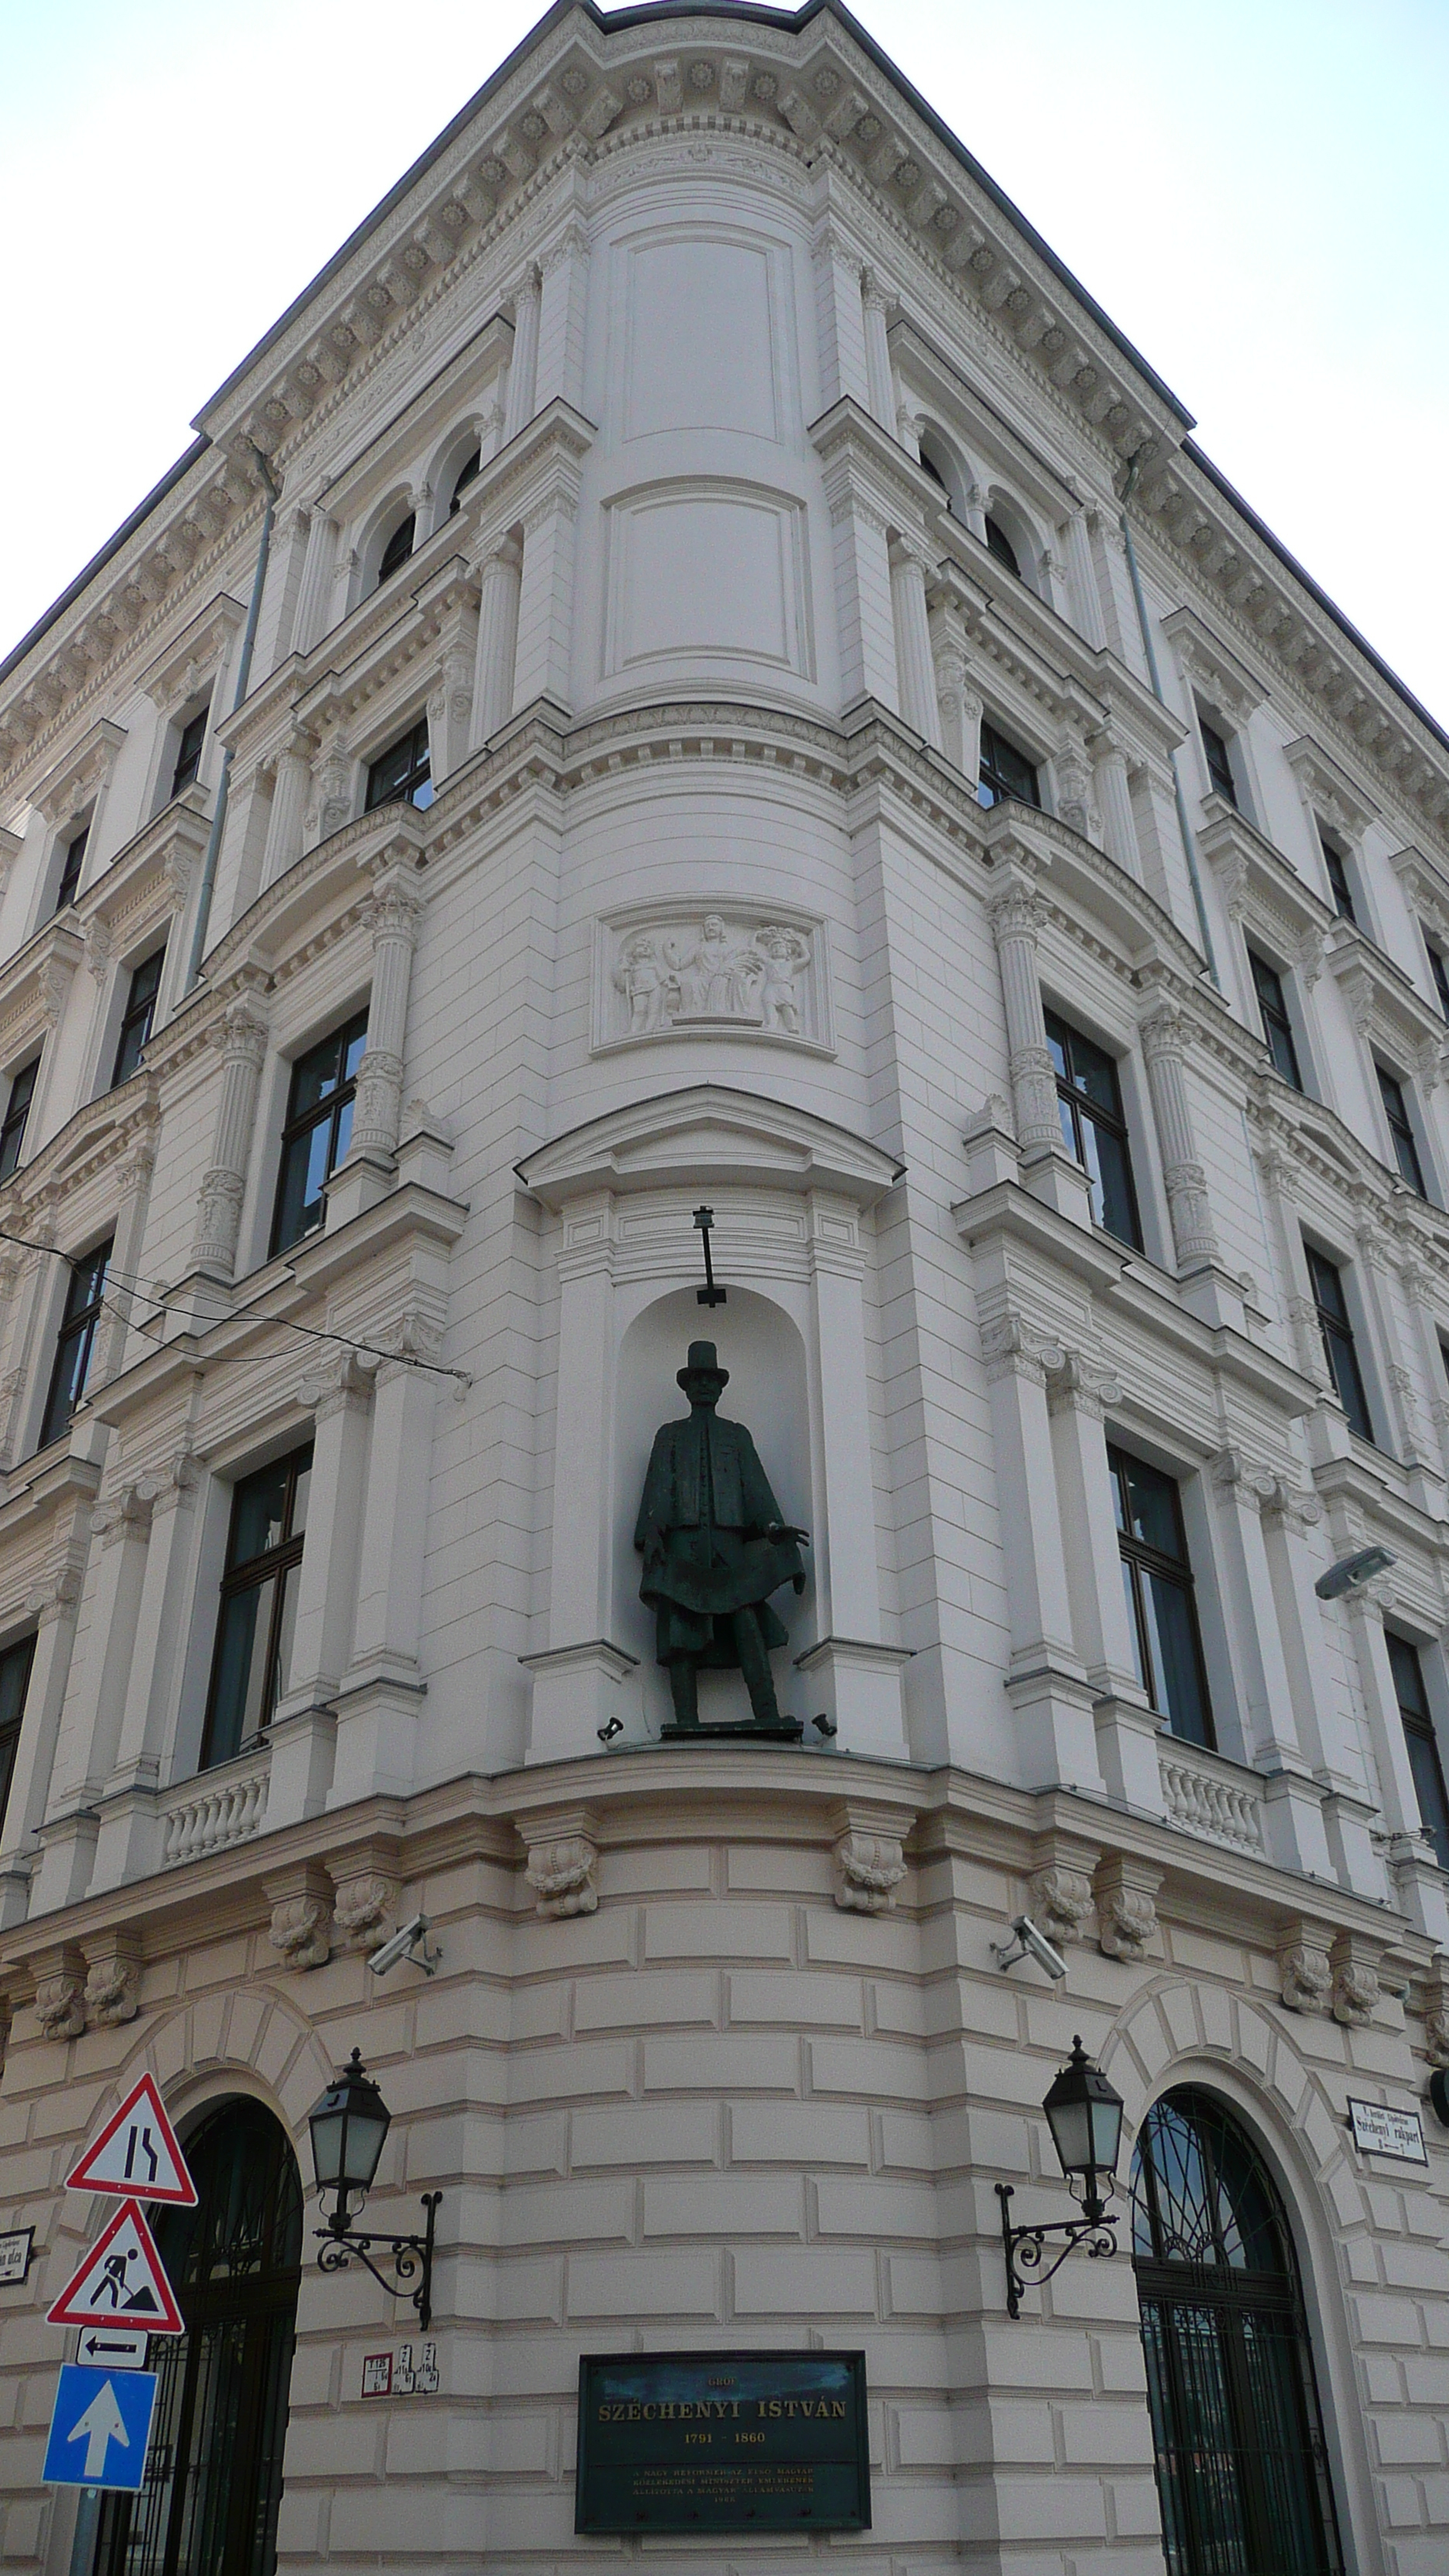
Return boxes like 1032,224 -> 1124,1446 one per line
612,1283 -> 814,1733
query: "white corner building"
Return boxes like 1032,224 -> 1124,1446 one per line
2,5 -> 1449,2571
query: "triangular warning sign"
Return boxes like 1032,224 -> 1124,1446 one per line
47,2198 -> 185,2335
67,2074 -> 197,2206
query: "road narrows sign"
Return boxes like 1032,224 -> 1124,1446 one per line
66,2073 -> 197,2206
46,2198 -> 184,2335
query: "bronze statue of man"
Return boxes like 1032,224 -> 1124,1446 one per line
635,1342 -> 807,1732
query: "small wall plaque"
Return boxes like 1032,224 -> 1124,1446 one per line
576,2349 -> 869,2533
1346,2098 -> 1427,2164
0,2227 -> 34,2287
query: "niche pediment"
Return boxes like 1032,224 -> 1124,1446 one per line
516,1084 -> 903,1208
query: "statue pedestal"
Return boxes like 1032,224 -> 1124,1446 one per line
661,1718 -> 804,1745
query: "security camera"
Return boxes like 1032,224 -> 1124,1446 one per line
367,1914 -> 440,1978
992,1915 -> 1067,1981
1314,1543 -> 1396,1601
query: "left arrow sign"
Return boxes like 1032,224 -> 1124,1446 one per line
43,2364 -> 159,2492
46,2198 -> 184,2334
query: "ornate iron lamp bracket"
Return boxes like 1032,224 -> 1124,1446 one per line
997,2181 -> 1117,2320
315,2191 -> 441,2329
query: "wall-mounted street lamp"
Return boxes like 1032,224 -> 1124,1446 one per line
997,2037 -> 1125,2319
307,2047 -> 440,2329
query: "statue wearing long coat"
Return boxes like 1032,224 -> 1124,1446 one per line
634,1397 -> 805,1671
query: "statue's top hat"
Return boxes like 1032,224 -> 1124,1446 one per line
679,1340 -> 728,1389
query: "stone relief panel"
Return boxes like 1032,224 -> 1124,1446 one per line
592,903 -> 833,1056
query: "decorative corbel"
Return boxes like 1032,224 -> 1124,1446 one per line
265,1862 -> 334,1971
33,1947 -> 88,2042
83,1933 -> 142,2029
519,1807 -> 599,1917
1276,1919 -> 1332,2016
1094,1855 -> 1160,1963
831,1800 -> 909,1913
1330,1930 -> 1381,2028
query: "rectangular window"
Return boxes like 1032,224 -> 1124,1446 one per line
0,1632 -> 35,1838
55,824 -> 88,915
40,1238 -> 112,1450
1377,1064 -> 1427,1196
1199,718 -> 1237,808
1321,832 -> 1357,925
270,1009 -> 368,1256
977,719 -> 1040,812
200,1445 -> 313,1769
111,948 -> 166,1090
1386,1634 -> 1449,1872
170,704 -> 209,800
365,718 -> 433,814
1108,1444 -> 1214,1747
1427,937 -> 1449,1023
1249,951 -> 1302,1090
1045,1010 -> 1142,1248
1305,1245 -> 1375,1443
0,1059 -> 39,1183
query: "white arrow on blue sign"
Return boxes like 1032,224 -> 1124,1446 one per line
43,2363 -> 158,2491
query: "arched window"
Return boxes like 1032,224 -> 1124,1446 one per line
1132,2088 -> 1344,2576
94,2097 -> 302,2576
377,511 -> 416,584
447,446 -> 481,515
984,513 -> 1021,578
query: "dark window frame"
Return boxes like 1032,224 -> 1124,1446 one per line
365,716 -> 432,814
447,447 -> 481,515
0,1057 -> 39,1183
200,1444 -> 313,1769
377,511 -> 416,582
40,1237 -> 113,1451
1426,936 -> 1449,1023
1376,1063 -> 1427,1196
269,1008 -> 369,1258
1249,949 -> 1303,1090
1198,714 -> 1238,809
1305,1244 -> 1375,1444
1045,1009 -> 1143,1249
1321,831 -> 1358,926
55,823 -> 89,914
0,1632 -> 36,1842
983,513 -> 1020,577
170,703 -> 210,802
1386,1633 -> 1449,1872
977,717 -> 1040,811
1108,1443 -> 1214,1748
111,947 -> 166,1091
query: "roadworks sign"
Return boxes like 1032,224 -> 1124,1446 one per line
66,2073 -> 197,2206
46,2199 -> 183,2335
43,2364 -> 159,2491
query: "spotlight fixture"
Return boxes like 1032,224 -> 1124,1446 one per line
597,1714 -> 625,1744
1314,1543 -> 1396,1600
812,1714 -> 838,1738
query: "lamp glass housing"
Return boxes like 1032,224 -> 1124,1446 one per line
1043,2037 -> 1124,2219
308,2048 -> 391,2214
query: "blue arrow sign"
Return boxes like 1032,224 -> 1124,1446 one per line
43,2364 -> 158,2491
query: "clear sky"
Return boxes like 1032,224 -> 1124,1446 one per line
2,0 -> 1446,723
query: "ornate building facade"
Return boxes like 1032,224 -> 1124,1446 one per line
1,5 -> 1447,2571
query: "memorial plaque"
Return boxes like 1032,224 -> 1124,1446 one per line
576,2350 -> 869,2533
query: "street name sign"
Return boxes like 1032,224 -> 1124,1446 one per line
46,2199 -> 184,2335
67,2074 -> 197,2205
0,2226 -> 35,2286
43,2364 -> 159,2492
1347,2098 -> 1428,2164
576,2351 -> 870,2533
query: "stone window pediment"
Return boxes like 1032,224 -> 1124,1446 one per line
981,800 -> 1202,988
30,718 -> 128,830
137,594 -> 247,714
1283,733 -> 1375,846
516,1083 -> 903,1210
1197,796 -> 1327,978
75,791 -> 208,971
317,311 -> 513,530
0,916 -> 85,1074
1160,607 -> 1266,728
1323,916 -> 1447,1078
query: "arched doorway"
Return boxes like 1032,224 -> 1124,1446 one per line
93,2096 -> 302,2576
1131,2088 -> 1345,2576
